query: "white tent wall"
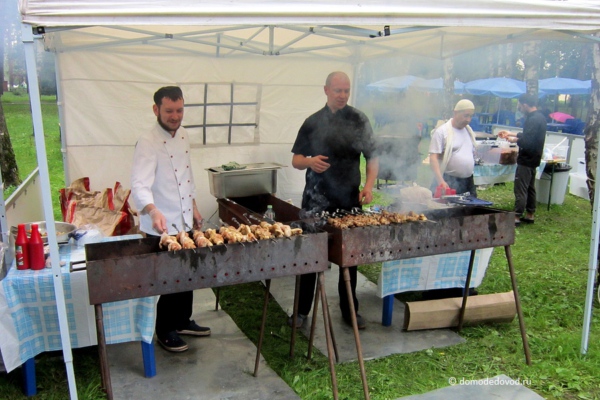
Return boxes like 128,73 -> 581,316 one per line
56,50 -> 351,215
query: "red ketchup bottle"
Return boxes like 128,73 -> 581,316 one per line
15,224 -> 30,270
28,224 -> 46,270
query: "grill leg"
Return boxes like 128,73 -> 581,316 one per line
308,271 -> 339,362
289,275 -> 301,358
342,267 -> 370,400
95,304 -> 113,400
308,275 -> 319,360
254,279 -> 271,377
504,245 -> 532,365
457,250 -> 477,330
318,271 -> 339,400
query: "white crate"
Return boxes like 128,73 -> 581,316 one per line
569,173 -> 589,200
577,157 -> 586,175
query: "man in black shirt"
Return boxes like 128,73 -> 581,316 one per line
290,71 -> 379,329
498,93 -> 546,225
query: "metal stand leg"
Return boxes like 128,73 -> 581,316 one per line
254,279 -> 271,377
215,288 -> 220,311
342,267 -> 370,400
95,304 -> 113,400
141,341 -> 156,378
289,276 -> 301,358
458,250 -> 477,330
21,357 -> 36,396
318,272 -> 339,400
309,272 -> 338,362
504,246 -> 532,365
381,295 -> 394,327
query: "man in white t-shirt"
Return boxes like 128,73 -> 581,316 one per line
429,99 -> 477,197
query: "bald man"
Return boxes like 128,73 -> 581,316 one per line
290,71 -> 379,330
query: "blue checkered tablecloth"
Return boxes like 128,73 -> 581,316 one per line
474,164 -> 517,185
377,248 -> 493,297
0,235 -> 157,373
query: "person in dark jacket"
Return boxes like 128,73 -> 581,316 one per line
289,71 -> 379,330
498,93 -> 547,226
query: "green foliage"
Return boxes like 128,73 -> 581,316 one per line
2,92 -> 64,219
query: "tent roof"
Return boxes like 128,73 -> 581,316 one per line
19,0 -> 600,60
18,0 -> 600,29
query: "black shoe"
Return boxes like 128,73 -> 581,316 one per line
176,320 -> 211,337
343,314 -> 366,330
287,314 -> 307,328
157,331 -> 188,352
520,217 -> 535,224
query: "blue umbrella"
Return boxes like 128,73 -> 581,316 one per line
366,75 -> 423,93
464,77 -> 526,98
412,78 -> 465,94
539,77 -> 591,95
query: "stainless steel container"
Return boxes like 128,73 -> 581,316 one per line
206,162 -> 285,198
10,221 -> 77,245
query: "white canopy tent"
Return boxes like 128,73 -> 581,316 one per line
16,1 -> 600,398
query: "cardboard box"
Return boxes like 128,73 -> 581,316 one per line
403,291 -> 516,331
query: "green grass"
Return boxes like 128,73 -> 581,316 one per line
2,93 -> 600,399
2,91 -> 64,218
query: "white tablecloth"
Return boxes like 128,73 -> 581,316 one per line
377,248 -> 493,297
474,164 -> 517,186
0,235 -> 158,373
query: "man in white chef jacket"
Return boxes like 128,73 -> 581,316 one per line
131,86 -> 210,352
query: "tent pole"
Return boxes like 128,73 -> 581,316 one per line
0,168 -> 8,245
54,55 -> 71,186
581,149 -> 600,354
21,24 -> 79,398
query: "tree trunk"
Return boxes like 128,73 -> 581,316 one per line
0,100 -> 21,187
0,10 -> 21,188
523,41 -> 541,97
442,57 -> 454,119
585,33 -> 600,207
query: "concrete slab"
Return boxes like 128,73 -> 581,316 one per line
107,288 -> 300,400
397,374 -> 545,400
268,266 -> 465,362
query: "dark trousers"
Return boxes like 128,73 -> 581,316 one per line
297,265 -> 358,320
442,173 -> 477,198
514,164 -> 537,216
148,232 -> 194,336
155,290 -> 193,336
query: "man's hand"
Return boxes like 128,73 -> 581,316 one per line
149,208 -> 167,234
308,155 -> 330,173
359,187 -> 373,205
193,209 -> 204,230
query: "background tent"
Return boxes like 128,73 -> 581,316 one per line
539,77 -> 592,95
14,0 -> 600,398
366,75 -> 423,92
464,77 -> 526,98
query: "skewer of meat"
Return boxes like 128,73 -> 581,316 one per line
159,232 -> 182,251
176,230 -> 196,249
204,228 -> 225,245
192,230 -> 213,247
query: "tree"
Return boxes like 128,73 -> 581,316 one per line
584,33 -> 600,207
0,0 -> 21,187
